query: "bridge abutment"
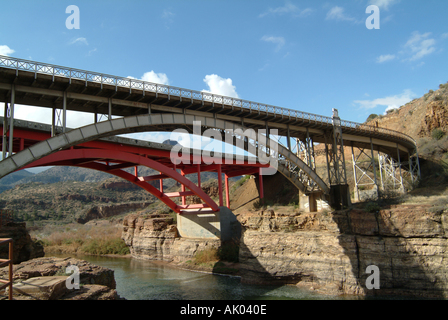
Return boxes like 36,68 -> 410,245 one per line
299,191 -> 331,213
177,207 -> 241,242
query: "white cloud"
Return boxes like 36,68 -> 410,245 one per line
141,71 -> 170,85
259,1 -> 313,18
404,31 -> 436,61
442,33 -> 448,39
369,0 -> 400,10
69,37 -> 88,45
202,74 -> 239,99
162,9 -> 175,28
375,31 -> 437,65
261,35 -> 286,52
12,104 -> 93,128
0,45 -> 15,56
128,71 -> 170,85
354,89 -> 416,114
376,54 -> 396,63
326,6 -> 358,22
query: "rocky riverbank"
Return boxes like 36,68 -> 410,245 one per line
122,204 -> 448,299
0,256 -> 120,300
238,205 -> 448,298
122,213 -> 221,264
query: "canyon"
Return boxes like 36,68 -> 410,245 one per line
121,201 -> 448,298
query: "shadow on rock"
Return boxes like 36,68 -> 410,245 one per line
333,204 -> 448,299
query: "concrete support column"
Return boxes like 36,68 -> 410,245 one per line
299,192 -> 330,213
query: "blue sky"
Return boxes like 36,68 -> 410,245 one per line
1,0 -> 448,128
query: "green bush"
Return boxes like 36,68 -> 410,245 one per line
432,128 -> 445,141
366,114 -> 378,123
81,238 -> 130,255
364,202 -> 381,213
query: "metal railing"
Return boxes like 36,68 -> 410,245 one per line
0,55 -> 416,145
0,238 -> 13,300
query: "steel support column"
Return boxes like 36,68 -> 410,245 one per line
8,85 -> 15,158
62,91 -> 67,133
350,139 -> 379,202
218,165 -> 223,207
2,103 -> 8,159
259,167 -> 264,200
225,173 -> 230,208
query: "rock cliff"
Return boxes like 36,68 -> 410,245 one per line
0,257 -> 119,300
238,205 -> 448,298
0,222 -> 44,264
122,213 -> 220,263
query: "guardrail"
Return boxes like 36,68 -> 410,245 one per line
0,238 -> 13,300
0,55 -> 416,146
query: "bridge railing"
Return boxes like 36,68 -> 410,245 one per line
0,238 -> 13,300
0,55 -> 415,146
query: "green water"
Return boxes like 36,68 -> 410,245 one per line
67,254 -> 345,300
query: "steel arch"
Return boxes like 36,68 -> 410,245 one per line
23,148 -> 219,213
0,114 -> 330,194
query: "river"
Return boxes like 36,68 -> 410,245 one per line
62,254 -> 350,300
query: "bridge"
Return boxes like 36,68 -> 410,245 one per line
0,55 -> 420,213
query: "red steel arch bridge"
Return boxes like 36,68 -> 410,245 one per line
0,55 -> 420,212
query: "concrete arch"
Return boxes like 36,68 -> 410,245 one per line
0,114 -> 330,194
23,148 -> 220,213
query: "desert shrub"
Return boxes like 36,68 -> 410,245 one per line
364,202 -> 381,213
366,114 -> 378,123
81,238 -> 130,255
234,175 -> 251,189
432,128 -> 445,141
193,247 -> 219,264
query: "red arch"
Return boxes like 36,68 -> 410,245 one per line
23,148 -> 220,213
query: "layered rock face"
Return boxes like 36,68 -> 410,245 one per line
0,222 -> 44,264
122,213 -> 220,263
238,206 -> 448,298
0,257 -> 119,300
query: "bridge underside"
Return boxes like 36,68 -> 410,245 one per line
0,124 -> 273,214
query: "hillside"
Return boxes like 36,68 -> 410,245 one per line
365,81 -> 448,186
0,163 -> 230,225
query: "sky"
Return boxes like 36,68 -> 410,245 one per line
1,0 -> 448,134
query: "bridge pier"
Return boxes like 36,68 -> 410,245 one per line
299,191 -> 331,213
177,207 -> 241,242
